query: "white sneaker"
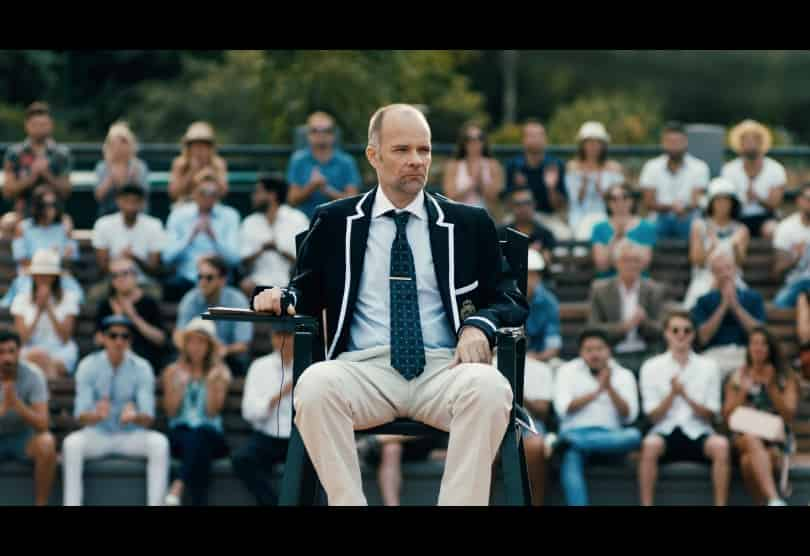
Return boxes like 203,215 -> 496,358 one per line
767,498 -> 787,506
164,493 -> 181,506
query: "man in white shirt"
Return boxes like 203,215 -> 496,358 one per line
721,120 -> 786,239
772,183 -> 810,308
230,325 -> 294,505
238,174 -> 310,298
640,122 -> 710,240
638,310 -> 730,506
554,328 -> 641,506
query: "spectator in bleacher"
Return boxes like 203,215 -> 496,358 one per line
591,182 -> 656,279
176,255 -> 252,376
498,186 -> 556,268
11,249 -> 79,378
13,184 -> 78,270
554,328 -> 641,506
239,174 -> 309,298
168,121 -> 228,206
88,183 -> 165,305
231,324 -> 294,506
442,122 -> 505,219
691,249 -> 766,380
1,102 -> 72,239
588,239 -> 665,374
95,256 -> 166,372
162,318 -> 231,506
93,121 -> 150,218
504,119 -> 570,240
683,177 -> 749,309
797,291 -> 810,380
723,326 -> 798,506
565,121 -> 625,240
286,111 -> 362,219
62,315 -> 169,506
721,120 -> 786,240
524,248 -> 562,366
0,328 -> 57,506
162,173 -> 241,302
640,122 -> 711,240
638,310 -> 730,506
772,183 -> 810,309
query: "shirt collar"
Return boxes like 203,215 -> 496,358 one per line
104,350 -> 131,373
372,186 -> 426,221
618,279 -> 640,296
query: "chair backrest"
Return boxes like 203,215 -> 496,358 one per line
500,227 -> 529,299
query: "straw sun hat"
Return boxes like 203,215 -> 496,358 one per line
728,119 -> 772,155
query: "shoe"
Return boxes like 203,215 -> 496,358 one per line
767,498 -> 787,506
164,493 -> 181,506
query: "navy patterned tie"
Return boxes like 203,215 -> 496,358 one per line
386,210 -> 426,380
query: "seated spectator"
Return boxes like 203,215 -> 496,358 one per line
176,255 -> 253,376
95,256 -> 167,372
591,182 -> 656,279
231,324 -> 295,506
168,121 -> 228,206
162,174 -> 241,302
286,111 -> 362,219
691,249 -> 765,379
524,248 -> 562,366
162,318 -> 231,506
442,122 -> 504,219
638,310 -> 730,506
683,177 -> 749,309
722,327 -> 798,506
721,120 -> 786,239
565,121 -> 624,240
2,102 -> 72,238
504,119 -> 570,240
93,121 -> 150,218
62,315 -> 169,506
13,184 -> 78,270
640,122 -> 710,240
798,291 -> 810,379
553,328 -> 641,506
0,328 -> 57,506
588,239 -> 665,374
239,174 -> 309,298
498,186 -> 556,268
11,249 -> 79,378
772,183 -> 810,308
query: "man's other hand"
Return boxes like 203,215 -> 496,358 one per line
451,326 -> 492,367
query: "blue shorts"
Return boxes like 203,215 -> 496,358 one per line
0,430 -> 33,462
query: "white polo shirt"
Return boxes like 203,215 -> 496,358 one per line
241,352 -> 293,439
721,157 -> 787,217
639,153 -> 710,207
773,212 -> 810,287
554,357 -> 639,434
640,351 -> 721,440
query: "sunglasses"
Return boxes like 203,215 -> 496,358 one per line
198,273 -> 220,282
111,269 -> 135,279
609,194 -> 630,201
669,326 -> 693,335
309,127 -> 334,134
465,135 -> 483,142
41,201 -> 58,208
106,332 -> 131,341
511,199 -> 534,207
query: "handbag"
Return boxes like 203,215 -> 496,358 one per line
728,406 -> 786,444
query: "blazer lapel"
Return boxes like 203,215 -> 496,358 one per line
425,193 -> 459,333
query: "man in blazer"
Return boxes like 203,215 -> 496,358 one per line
588,238 -> 666,374
253,104 -> 528,505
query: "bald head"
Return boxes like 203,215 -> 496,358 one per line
368,104 -> 430,149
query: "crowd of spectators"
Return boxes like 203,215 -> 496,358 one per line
0,100 -> 807,506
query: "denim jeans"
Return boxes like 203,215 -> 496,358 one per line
559,426 -> 641,506
656,211 -> 695,240
773,277 -> 810,309
168,425 -> 229,506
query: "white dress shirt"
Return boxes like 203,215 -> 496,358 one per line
241,352 -> 293,439
721,157 -> 787,217
640,350 -> 721,440
239,205 -> 310,287
639,153 -> 710,211
554,357 -> 639,434
348,187 -> 456,352
614,279 -> 646,354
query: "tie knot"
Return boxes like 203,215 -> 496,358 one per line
385,210 -> 411,231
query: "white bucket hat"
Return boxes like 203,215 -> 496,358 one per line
28,249 -> 62,275
173,316 -> 222,352
576,121 -> 611,143
707,177 -> 739,201
527,248 -> 545,272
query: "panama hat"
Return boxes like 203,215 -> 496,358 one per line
728,119 -> 772,154
173,317 -> 222,353
707,177 -> 738,201
28,249 -> 62,275
576,121 -> 611,143
182,121 -> 216,145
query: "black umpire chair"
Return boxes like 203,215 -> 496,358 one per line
205,227 -> 532,505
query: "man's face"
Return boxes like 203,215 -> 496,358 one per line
522,123 -> 546,153
366,109 -> 431,198
665,316 -> 694,353
581,337 -> 610,370
662,131 -> 688,161
798,188 -> 810,219
615,248 -> 643,283
103,325 -> 131,358
0,341 -> 19,378
197,261 -> 225,298
710,253 -> 735,285
116,193 -> 143,219
194,182 -> 219,212
110,259 -> 137,295
252,183 -> 270,211
25,115 -> 53,143
510,190 -> 535,223
307,115 -> 336,150
741,132 -> 763,160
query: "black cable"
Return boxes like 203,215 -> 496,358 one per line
277,332 -> 288,439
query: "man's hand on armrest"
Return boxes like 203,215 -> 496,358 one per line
253,287 -> 296,316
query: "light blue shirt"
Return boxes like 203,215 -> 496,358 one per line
286,148 -> 362,218
73,350 -> 156,435
168,379 -> 223,433
162,202 -> 241,282
177,286 -> 253,346
348,188 -> 456,352
12,219 -> 79,266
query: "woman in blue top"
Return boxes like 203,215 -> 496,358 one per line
591,182 -> 657,278
13,184 -> 78,269
162,318 -> 231,506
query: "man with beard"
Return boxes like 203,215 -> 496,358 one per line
2,102 -> 73,238
721,120 -> 786,240
640,122 -> 710,240
772,183 -> 810,308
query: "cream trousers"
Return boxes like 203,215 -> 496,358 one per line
294,346 -> 513,506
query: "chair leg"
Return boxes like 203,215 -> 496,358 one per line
499,424 -> 532,506
279,425 -> 321,506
